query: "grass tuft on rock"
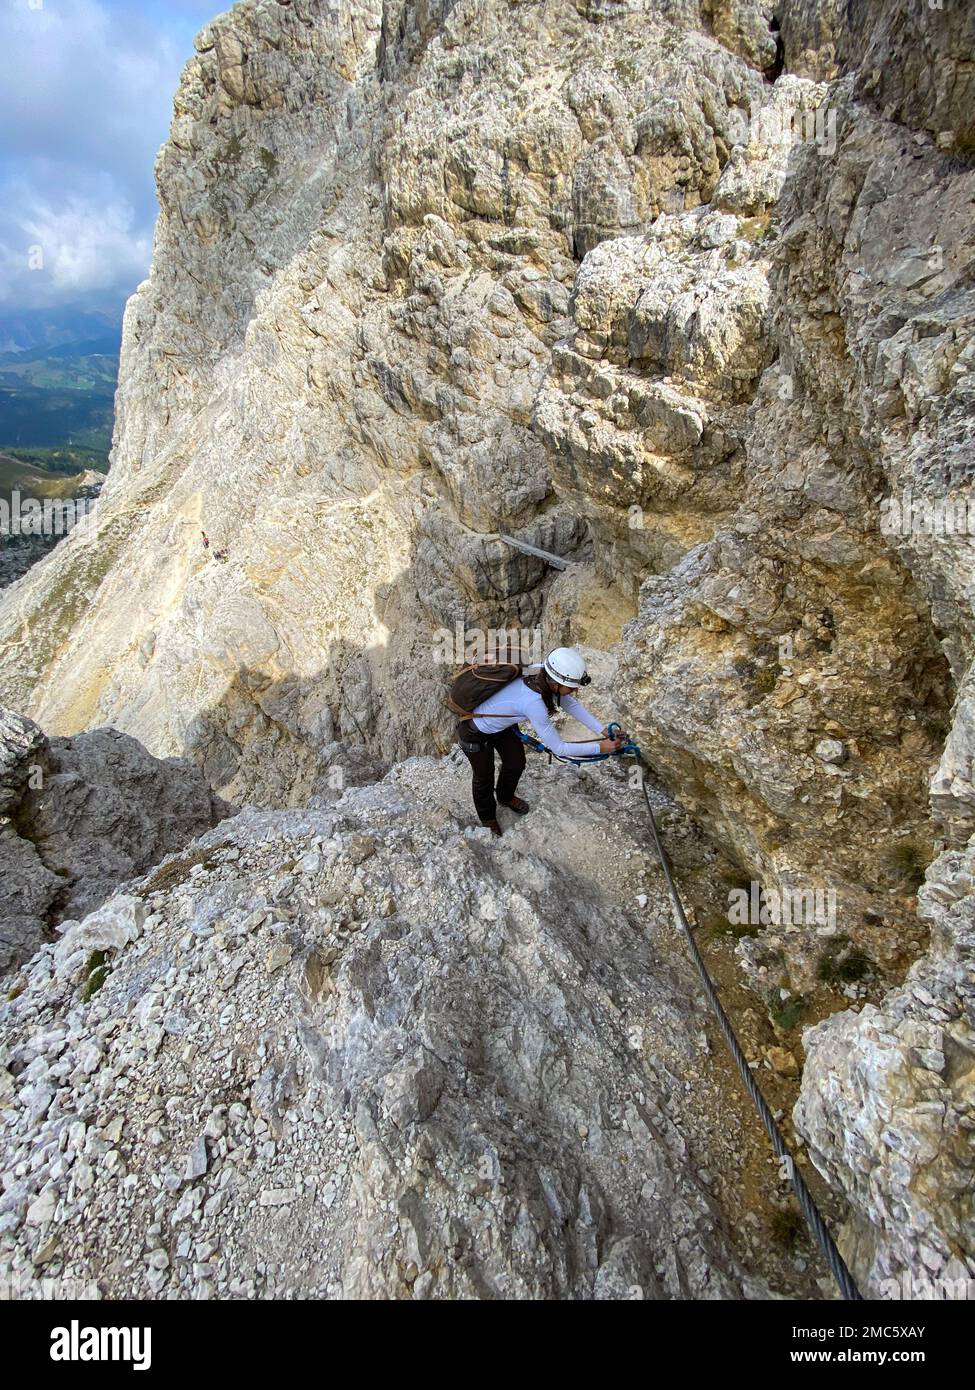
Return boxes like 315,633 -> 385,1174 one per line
766,988 -> 804,1033
81,949 -> 109,1002
817,935 -> 871,986
768,1205 -> 805,1251
887,841 -> 926,891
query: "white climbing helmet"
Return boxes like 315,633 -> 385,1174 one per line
543,647 -> 589,688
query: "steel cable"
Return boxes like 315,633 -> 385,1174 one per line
636,772 -> 863,1301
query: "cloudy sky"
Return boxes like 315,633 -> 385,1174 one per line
0,0 -> 222,322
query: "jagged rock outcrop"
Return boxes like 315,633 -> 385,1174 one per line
796,841 -> 975,1295
0,0 -> 972,1295
0,709 -> 231,973
0,755 -> 823,1300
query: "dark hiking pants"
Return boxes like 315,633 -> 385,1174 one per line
457,720 -> 525,822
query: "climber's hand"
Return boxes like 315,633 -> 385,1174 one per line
599,737 -> 624,754
603,724 -> 629,742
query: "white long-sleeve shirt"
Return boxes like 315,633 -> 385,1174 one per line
471,677 -> 604,758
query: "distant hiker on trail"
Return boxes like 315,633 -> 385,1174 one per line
450,647 -> 624,837
201,530 -> 210,550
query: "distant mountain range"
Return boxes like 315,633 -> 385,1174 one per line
0,305 -> 122,356
0,333 -> 122,365
0,307 -> 122,468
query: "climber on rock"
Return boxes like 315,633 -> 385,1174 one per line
453,647 -> 624,837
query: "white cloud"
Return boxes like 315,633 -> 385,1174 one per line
5,180 -> 154,298
0,0 -> 212,311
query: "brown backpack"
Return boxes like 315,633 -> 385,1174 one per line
447,661 -> 523,720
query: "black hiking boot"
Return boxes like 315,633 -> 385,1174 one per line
500,797 -> 530,814
480,819 -> 503,837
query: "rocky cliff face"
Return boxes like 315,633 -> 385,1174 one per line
0,709 -> 230,974
0,0 -> 793,800
0,0 -> 972,1295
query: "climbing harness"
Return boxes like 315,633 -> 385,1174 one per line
517,724 -> 864,1301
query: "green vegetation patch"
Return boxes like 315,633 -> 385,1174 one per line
766,988 -> 805,1033
81,949 -> 110,1002
738,215 -> 773,244
751,666 -> 780,694
816,934 -> 871,986
1,445 -> 108,475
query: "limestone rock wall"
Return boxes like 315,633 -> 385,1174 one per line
0,0 -> 783,804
